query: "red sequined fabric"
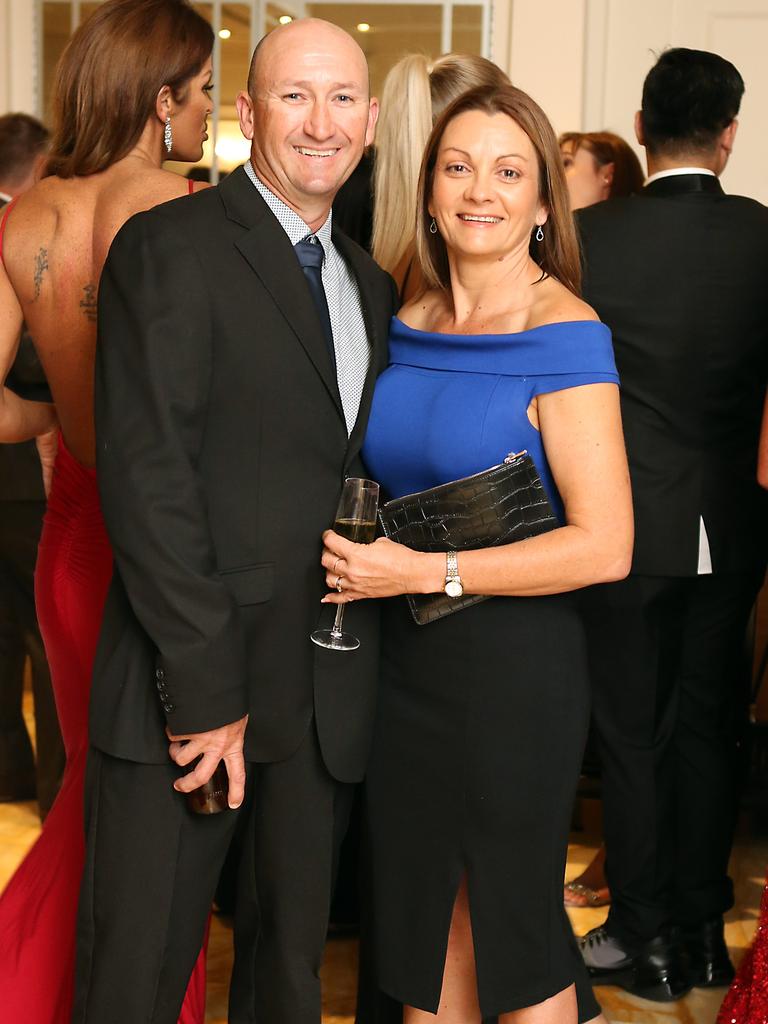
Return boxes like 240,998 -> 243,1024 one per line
718,871 -> 768,1024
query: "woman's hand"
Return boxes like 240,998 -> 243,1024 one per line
320,531 -> 441,603
35,426 -> 59,497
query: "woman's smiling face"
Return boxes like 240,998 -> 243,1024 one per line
429,108 -> 547,265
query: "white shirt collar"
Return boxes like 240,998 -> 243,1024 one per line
0,191 -> 13,204
243,160 -> 333,252
645,167 -> 716,185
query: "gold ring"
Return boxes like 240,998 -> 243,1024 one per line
335,575 -> 344,593
332,556 -> 343,575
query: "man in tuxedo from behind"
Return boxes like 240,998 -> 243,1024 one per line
577,48 -> 768,1000
0,113 -> 64,817
74,19 -> 396,1024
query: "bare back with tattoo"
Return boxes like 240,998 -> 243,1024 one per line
0,161 -> 203,466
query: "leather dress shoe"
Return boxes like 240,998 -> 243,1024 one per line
579,925 -> 692,1002
683,917 -> 735,987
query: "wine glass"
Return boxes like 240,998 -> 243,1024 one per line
311,477 -> 380,652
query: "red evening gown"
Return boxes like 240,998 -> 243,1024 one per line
718,871 -> 768,1024
0,436 -> 208,1023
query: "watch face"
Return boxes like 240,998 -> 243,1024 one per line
445,579 -> 463,599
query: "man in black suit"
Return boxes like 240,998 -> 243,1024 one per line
0,113 -> 64,817
577,49 -> 768,1001
73,19 -> 396,1024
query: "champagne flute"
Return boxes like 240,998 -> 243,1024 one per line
311,477 -> 379,652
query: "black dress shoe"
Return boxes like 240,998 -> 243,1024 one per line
580,926 -> 692,1002
683,917 -> 735,987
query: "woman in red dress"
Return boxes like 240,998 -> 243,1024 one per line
717,874 -> 768,1023
0,2 -> 215,1020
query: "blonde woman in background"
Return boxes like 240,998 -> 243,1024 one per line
372,53 -> 510,302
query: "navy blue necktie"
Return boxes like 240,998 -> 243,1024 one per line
294,236 -> 335,368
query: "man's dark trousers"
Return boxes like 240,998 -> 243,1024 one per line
581,570 -> 763,946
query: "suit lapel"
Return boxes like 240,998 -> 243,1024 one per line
220,168 -> 343,420
333,230 -> 389,468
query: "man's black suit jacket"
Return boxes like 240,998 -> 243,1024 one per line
577,174 -> 768,576
91,166 -> 397,782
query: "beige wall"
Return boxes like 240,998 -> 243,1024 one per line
0,0 -> 38,116
506,0 -> 768,204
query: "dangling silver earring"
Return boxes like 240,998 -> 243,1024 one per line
164,115 -> 173,155
429,218 -> 438,235
535,224 -> 544,242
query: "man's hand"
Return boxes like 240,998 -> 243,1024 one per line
167,714 -> 248,809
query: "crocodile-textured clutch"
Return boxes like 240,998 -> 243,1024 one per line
378,451 -> 558,625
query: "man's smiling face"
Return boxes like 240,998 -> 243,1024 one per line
241,20 -> 377,217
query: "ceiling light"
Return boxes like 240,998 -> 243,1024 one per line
279,15 -> 293,24
356,22 -> 370,32
218,28 -> 231,39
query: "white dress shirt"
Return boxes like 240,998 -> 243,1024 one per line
243,161 -> 370,435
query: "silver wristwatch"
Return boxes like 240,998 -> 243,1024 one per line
444,551 -> 464,599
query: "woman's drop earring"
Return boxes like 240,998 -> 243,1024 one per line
429,218 -> 438,235
535,224 -> 544,242
164,115 -> 173,155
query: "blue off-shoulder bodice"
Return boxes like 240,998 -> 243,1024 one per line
362,317 -> 619,519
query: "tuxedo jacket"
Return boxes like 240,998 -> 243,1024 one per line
577,174 -> 768,576
91,166 -> 397,781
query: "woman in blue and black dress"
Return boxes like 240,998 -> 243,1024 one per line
322,84 -> 633,1024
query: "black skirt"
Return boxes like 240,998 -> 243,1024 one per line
363,593 -> 600,1020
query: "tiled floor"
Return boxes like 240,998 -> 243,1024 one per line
2,793 -> 764,1023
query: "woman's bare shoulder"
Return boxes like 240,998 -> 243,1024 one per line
112,166 -> 201,214
396,288 -> 447,329
529,276 -> 600,329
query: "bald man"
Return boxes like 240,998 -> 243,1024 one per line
74,19 -> 396,1024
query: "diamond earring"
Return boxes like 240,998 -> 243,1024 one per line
429,218 -> 438,235
164,115 -> 173,155
535,224 -> 544,242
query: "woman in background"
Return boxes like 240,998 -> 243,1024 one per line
373,53 -> 510,302
560,131 -> 644,210
0,2 -> 213,1020
333,83 -> 632,1023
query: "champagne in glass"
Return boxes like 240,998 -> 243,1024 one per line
311,478 -> 379,652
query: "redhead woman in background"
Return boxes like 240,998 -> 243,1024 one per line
0,2 -> 214,1020
560,131 -> 644,210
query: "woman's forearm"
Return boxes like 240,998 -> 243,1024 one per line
0,387 -> 57,443
408,521 -> 633,598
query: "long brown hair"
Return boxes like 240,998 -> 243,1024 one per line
559,130 -> 645,198
416,84 -> 582,296
48,0 -> 213,178
372,54 -> 510,274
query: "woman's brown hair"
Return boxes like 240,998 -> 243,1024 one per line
48,0 -> 214,178
416,84 -> 582,296
559,130 -> 645,198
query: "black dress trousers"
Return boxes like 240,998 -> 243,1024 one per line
581,569 -> 764,945
73,723 -> 354,1024
0,500 -> 64,814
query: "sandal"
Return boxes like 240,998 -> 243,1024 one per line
563,880 -> 611,908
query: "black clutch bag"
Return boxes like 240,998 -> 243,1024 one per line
378,450 -> 559,625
